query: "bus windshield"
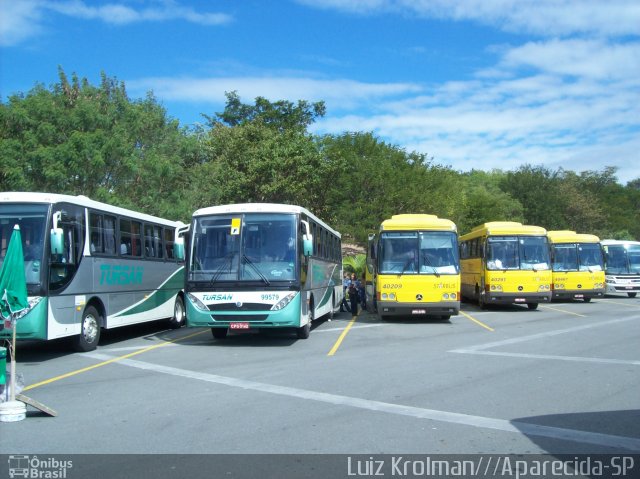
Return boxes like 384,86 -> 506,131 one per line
189,213 -> 297,282
379,231 -> 459,275
552,243 -> 603,272
605,244 -> 640,275
0,203 -> 49,285
487,236 -> 550,271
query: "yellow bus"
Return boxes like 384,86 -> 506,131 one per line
547,230 -> 605,302
367,214 -> 460,320
459,222 -> 551,310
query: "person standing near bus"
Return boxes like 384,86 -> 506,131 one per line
348,273 -> 360,315
359,274 -> 366,310
340,272 -> 351,313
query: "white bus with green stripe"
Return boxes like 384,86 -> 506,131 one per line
185,203 -> 343,339
0,192 -> 186,351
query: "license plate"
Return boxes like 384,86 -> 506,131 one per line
230,322 -> 250,330
624,286 -> 634,290
574,294 -> 584,298
411,309 -> 426,315
515,298 -> 526,303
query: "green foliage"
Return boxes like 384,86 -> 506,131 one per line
1,70 -> 639,242
343,254 -> 367,277
0,68 -> 196,222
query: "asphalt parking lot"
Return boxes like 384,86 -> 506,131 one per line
2,295 -> 639,456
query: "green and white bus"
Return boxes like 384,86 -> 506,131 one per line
184,203 -> 342,339
0,192 -> 186,351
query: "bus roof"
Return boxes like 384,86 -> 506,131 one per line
601,239 -> 640,246
547,230 -> 600,244
379,214 -> 457,232
192,203 -> 341,238
460,221 -> 546,240
0,191 -> 185,228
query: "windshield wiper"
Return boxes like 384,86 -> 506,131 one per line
421,254 -> 440,277
209,252 -> 236,286
242,254 -> 270,286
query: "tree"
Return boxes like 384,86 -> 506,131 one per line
208,91 -> 326,132
0,68 -> 196,221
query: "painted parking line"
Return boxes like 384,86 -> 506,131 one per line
459,310 -> 494,332
539,304 -> 587,317
22,329 -> 208,392
83,351 -> 640,451
327,313 -> 358,356
599,299 -> 640,308
450,315 -> 639,368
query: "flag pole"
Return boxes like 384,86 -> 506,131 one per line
10,315 -> 16,402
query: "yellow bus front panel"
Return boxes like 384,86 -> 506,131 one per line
484,270 -> 552,306
551,271 -> 605,301
376,274 -> 460,318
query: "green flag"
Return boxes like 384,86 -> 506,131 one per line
0,225 -> 29,320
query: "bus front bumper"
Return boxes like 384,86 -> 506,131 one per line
552,289 -> 605,300
377,301 -> 460,318
484,292 -> 551,305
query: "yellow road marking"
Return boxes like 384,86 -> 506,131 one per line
539,305 -> 586,317
327,314 -> 358,356
23,329 -> 208,392
459,310 -> 494,332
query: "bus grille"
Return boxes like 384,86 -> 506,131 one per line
208,303 -> 268,312
212,314 -> 269,322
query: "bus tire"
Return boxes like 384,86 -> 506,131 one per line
169,295 -> 185,329
527,302 -> 539,310
211,328 -> 228,339
440,315 -> 451,320
74,305 -> 101,352
329,293 -> 335,321
296,322 -> 310,339
583,297 -> 592,303
297,301 -> 313,339
628,292 -> 637,298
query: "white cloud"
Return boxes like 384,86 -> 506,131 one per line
45,0 -> 233,26
0,0 -> 43,47
296,0 -> 640,37
0,0 -> 232,46
127,76 -> 422,110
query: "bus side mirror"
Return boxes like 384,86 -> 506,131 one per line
174,238 -> 185,261
50,228 -> 65,255
301,220 -> 313,256
368,234 -> 376,259
50,212 -> 65,255
303,235 -> 313,257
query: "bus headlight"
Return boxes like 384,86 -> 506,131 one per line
187,293 -> 208,311
539,284 -> 551,291
381,293 -> 388,300
490,285 -> 503,292
554,283 -> 565,290
389,293 -> 396,300
271,292 -> 297,311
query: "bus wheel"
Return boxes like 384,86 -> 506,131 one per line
74,305 -> 101,352
478,292 -> 488,310
328,294 -> 335,321
296,322 -> 310,339
527,303 -> 539,310
583,297 -> 592,303
169,296 -> 185,329
628,292 -> 637,298
297,304 -> 313,339
211,328 -> 228,339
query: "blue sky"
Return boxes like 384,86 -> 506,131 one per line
2,0 -> 639,183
